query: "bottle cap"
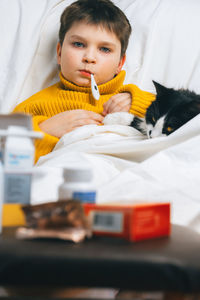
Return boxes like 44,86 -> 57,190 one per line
63,166 -> 93,182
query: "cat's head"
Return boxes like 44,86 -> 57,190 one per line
145,81 -> 200,138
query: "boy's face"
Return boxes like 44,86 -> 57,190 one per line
57,21 -> 125,87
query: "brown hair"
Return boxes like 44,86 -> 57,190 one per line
59,0 -> 132,57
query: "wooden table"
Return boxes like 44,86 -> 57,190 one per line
0,225 -> 200,299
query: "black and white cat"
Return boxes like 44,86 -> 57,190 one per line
103,81 -> 200,138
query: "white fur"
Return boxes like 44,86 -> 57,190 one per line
146,123 -> 154,138
103,112 -> 134,126
147,115 -> 166,138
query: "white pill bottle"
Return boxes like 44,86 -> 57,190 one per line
58,165 -> 96,204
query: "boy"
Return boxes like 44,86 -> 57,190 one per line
13,0 -> 155,163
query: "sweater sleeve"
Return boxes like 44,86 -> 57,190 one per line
118,84 -> 156,118
13,99 -> 59,164
32,115 -> 59,163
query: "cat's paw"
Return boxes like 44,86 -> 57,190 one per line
103,112 -> 134,126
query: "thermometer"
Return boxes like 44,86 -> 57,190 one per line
91,74 -> 100,100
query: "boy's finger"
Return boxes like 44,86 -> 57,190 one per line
106,95 -> 126,113
102,102 -> 111,116
102,103 -> 109,116
106,100 -> 122,113
88,111 -> 104,122
111,104 -> 131,113
75,118 -> 103,127
110,100 -> 131,113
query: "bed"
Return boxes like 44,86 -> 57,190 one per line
1,0 -> 200,234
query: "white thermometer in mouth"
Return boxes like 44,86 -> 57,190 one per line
91,74 -> 100,100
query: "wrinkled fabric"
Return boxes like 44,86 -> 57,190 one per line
33,114 -> 200,233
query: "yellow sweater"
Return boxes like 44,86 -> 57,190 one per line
13,70 -> 155,162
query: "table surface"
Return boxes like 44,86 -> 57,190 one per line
0,225 -> 200,293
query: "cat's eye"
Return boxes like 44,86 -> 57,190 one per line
167,126 -> 173,132
152,117 -> 155,122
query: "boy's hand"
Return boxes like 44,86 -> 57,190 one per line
102,92 -> 132,116
39,109 -> 104,138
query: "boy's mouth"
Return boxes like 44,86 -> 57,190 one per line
79,70 -> 93,77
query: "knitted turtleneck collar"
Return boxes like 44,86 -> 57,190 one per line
59,70 -> 126,95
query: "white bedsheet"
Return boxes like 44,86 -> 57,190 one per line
32,114 -> 200,233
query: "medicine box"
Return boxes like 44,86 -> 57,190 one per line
83,202 -> 170,241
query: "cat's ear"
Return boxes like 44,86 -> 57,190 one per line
152,80 -> 169,96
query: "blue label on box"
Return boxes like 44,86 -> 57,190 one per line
73,191 -> 96,203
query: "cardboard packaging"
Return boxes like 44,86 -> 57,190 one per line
84,202 -> 170,242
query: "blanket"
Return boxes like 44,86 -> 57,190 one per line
32,114 -> 200,234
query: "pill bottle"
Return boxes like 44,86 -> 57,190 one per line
4,126 -> 35,204
59,166 -> 96,204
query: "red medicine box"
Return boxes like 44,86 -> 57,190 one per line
83,202 -> 170,242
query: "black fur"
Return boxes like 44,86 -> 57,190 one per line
130,117 -> 146,135
132,81 -> 200,137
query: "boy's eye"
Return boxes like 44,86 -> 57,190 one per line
73,42 -> 84,48
100,47 -> 111,53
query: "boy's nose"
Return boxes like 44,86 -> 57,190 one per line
82,51 -> 96,64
